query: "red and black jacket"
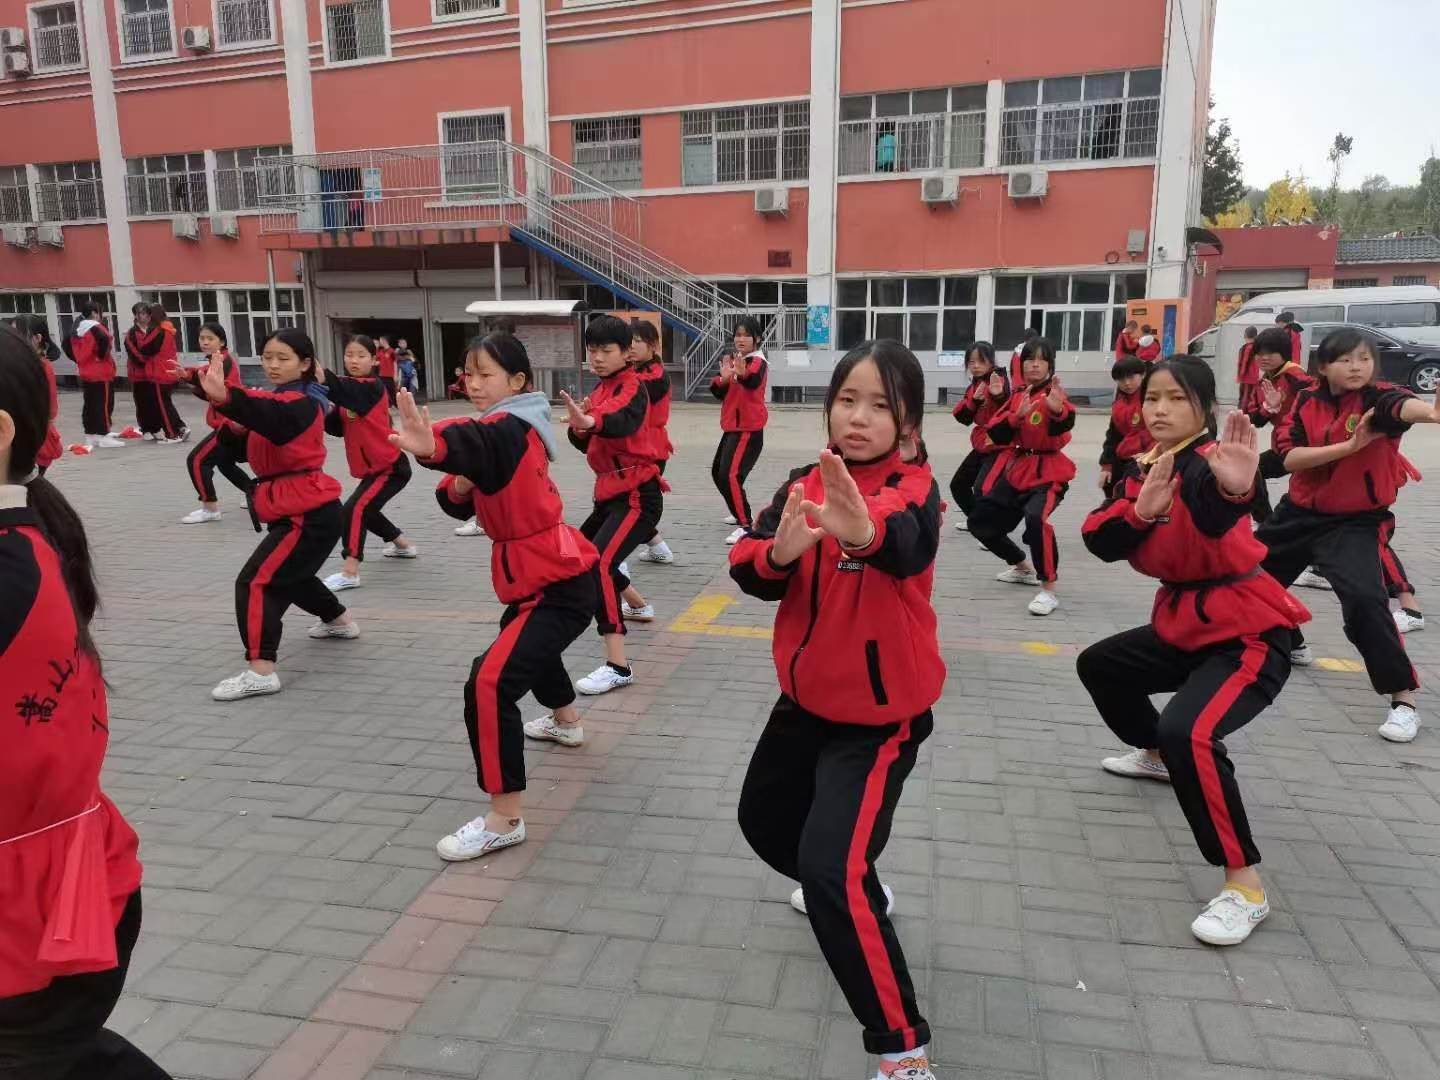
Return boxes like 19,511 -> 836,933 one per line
730,452 -> 946,726
1100,387 -> 1153,468
180,352 -> 246,433
149,323 -> 181,385
323,375 -> 400,478
62,322 -> 114,383
123,325 -> 158,384
952,372 -> 1009,454
1245,362 -> 1314,451
376,347 -> 397,381
1114,330 -> 1139,360
1236,341 -> 1259,387
213,382 -> 342,522
1136,339 -> 1162,362
1279,380 -> 1417,515
634,358 -> 673,461
1281,322 -> 1305,370
0,498 -> 142,997
38,358 -> 62,469
567,366 -> 660,501
1082,440 -> 1309,649
981,378 -> 1077,493
712,352 -> 769,432
424,414 -> 599,604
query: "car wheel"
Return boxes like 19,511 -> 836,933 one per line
1411,362 -> 1440,394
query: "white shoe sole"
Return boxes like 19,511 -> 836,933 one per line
436,830 -> 526,862
577,678 -> 632,696
212,683 -> 280,702
1191,910 -> 1267,947
383,549 -> 418,559
523,723 -> 584,747
1378,723 -> 1419,743
1101,759 -> 1171,782
326,579 -> 361,592
622,609 -> 656,623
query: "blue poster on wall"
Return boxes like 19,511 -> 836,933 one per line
807,305 -> 831,347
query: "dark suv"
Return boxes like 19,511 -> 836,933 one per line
1307,323 -> 1440,393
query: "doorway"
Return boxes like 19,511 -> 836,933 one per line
439,321 -> 482,399
332,317 -> 427,396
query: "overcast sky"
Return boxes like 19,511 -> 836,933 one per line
1209,0 -> 1439,190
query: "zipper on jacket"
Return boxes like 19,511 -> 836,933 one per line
1363,471 -> 1378,506
864,640 -> 889,706
500,545 -> 515,585
786,551 -> 824,702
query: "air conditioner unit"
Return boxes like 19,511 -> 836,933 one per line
921,175 -> 960,205
211,212 -> 239,239
2,224 -> 30,247
171,213 -> 200,240
1126,228 -> 1147,255
3,51 -> 30,77
35,223 -> 63,247
754,187 -> 789,216
1007,169 -> 1049,200
182,25 -> 212,51
0,28 -> 25,49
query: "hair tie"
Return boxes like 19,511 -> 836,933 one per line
19,468 -> 39,485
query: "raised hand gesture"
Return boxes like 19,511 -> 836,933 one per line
1134,451 -> 1178,522
559,390 -> 596,431
1207,409 -> 1259,496
988,371 -> 1006,398
769,483 -> 825,567
387,389 -> 436,458
1046,376 -> 1067,414
1259,378 -> 1283,414
198,354 -> 229,404
799,450 -> 875,549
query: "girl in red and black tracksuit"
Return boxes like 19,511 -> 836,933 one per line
1276,312 -> 1304,370
178,323 -> 252,524
969,336 -> 1075,617
1245,326 -> 1315,521
1114,320 -> 1140,360
1258,327 -> 1440,743
1235,326 -> 1260,414
560,316 -> 662,697
711,316 -> 768,543
318,336 -> 416,592
1099,355 -> 1153,499
0,327 -> 172,1080
948,340 -> 1007,532
17,317 -> 62,476
197,329 -> 357,703
732,341 -> 943,1080
375,336 -> 398,404
630,320 -> 675,567
1136,327 -> 1162,362
123,302 -> 154,438
62,303 -> 117,447
402,332 -> 601,862
1078,355 -> 1309,948
125,306 -> 187,443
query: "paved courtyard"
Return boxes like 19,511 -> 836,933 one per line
45,388 -> 1440,1080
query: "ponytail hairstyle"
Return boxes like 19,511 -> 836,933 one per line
14,314 -> 49,359
1140,354 -> 1219,439
824,339 -> 927,454
466,331 -> 534,389
0,324 -> 101,663
147,303 -> 170,332
263,327 -> 319,381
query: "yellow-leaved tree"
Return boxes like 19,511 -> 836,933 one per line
1260,174 -> 1318,224
1211,200 -> 1255,228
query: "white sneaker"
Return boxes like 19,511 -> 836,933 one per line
1190,888 -> 1269,946
621,601 -> 655,622
725,527 -> 746,546
178,427 -> 192,442
1379,703 -> 1420,743
1295,568 -> 1332,590
308,618 -> 359,640
523,715 -> 585,747
1101,748 -> 1171,782
576,664 -> 633,695
324,572 -> 361,592
791,882 -> 894,917
142,431 -> 157,442
180,507 -> 222,524
954,519 -> 969,532
212,669 -> 281,701
1394,610 -> 1425,634
96,434 -> 126,449
637,542 -> 675,564
723,514 -> 738,525
455,520 -> 485,536
436,816 -> 526,862
1290,644 -> 1315,666
996,565 -> 1040,586
382,542 -> 418,559
1027,590 -> 1059,616
618,561 -> 630,578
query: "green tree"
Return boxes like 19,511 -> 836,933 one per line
1418,156 -> 1440,236
1318,132 -> 1353,223
1201,99 -> 1247,221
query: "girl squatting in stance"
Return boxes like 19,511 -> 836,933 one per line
1078,356 -> 1309,947
731,341 -> 944,1080
1257,327 -> 1440,743
947,341 -> 1007,533
0,325 -> 172,1080
392,333 -> 600,860
317,336 -> 418,592
179,323 -> 253,524
712,316 -> 769,545
199,329 -> 359,702
1099,356 -> 1153,500
969,336 -> 1075,616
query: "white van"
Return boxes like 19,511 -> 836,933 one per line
1231,286 -> 1440,345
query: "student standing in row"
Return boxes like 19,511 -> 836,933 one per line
630,320 -> 676,568
197,329 -> 359,702
948,341 -> 1007,533
732,340 -> 944,1080
123,302 -> 156,439
711,317 -> 768,545
1078,356 -> 1308,947
146,307 -> 187,444
63,303 -> 123,450
178,323 -> 253,525
1098,356 -> 1152,499
1114,319 -> 1140,360
391,334 -> 600,860
1136,326 -> 1162,362
375,335 -> 398,404
0,325 -> 173,1079
1235,325 -> 1260,414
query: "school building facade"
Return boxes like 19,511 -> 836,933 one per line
0,0 -> 1216,399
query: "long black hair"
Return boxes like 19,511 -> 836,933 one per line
1140,354 -> 1219,438
824,339 -> 926,455
263,327 -> 319,381
466,332 -> 533,388
1019,336 -> 1057,379
0,324 -> 101,662
1315,327 -> 1374,374
966,340 -> 996,373
200,321 -> 227,347
734,315 -> 764,349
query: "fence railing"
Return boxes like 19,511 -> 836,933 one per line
120,9 -> 172,56
32,22 -> 83,69
36,179 -> 104,222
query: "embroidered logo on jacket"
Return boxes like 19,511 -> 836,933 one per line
1028,411 -> 1043,425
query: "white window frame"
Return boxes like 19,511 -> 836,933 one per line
436,108 -> 510,202
115,0 -> 176,61
0,166 -> 33,224
838,86 -> 987,178
833,276 -> 980,354
991,271 -> 1146,352
140,289 -> 221,355
228,287 -> 306,358
35,161 -> 105,222
1000,69 -> 1161,167
124,153 -> 209,217
214,145 -> 294,213
1393,275 -> 1429,288
321,0 -> 390,67
26,0 -> 86,73
56,292 -> 119,343
431,0 -> 501,24
680,102 -> 810,188
571,115 -> 642,191
211,0 -> 275,48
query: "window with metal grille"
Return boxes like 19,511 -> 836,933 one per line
229,288 -> 306,358
215,0 -> 272,45
140,289 -> 220,353
572,116 -> 642,190
433,0 -> 498,18
707,280 -> 808,347
56,291 -> 118,342
1393,275 -> 1430,287
681,102 -> 809,186
0,293 -> 45,319
0,166 -> 31,224
838,86 -> 986,177
991,271 -> 1147,351
326,0 -> 385,62
215,146 -> 293,210
834,276 -> 980,352
1000,69 -> 1160,166
119,0 -> 173,57
36,161 -> 103,221
125,153 -> 208,216
29,2 -> 84,70
1335,278 -> 1380,289
441,113 -> 507,198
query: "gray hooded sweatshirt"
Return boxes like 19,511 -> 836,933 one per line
478,390 -> 560,461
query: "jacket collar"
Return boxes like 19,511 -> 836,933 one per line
1137,431 -> 1206,467
830,446 -> 903,485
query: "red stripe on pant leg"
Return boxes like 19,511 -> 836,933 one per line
473,605 -> 535,793
246,517 -> 304,663
1040,486 -> 1059,582
598,495 -> 643,630
154,384 -> 177,438
729,432 -> 752,528
347,472 -> 387,558
190,437 -> 216,500
1191,635 -> 1266,868
844,717 -> 915,1041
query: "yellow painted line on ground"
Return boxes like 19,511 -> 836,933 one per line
1316,657 -> 1366,673
1020,641 -> 1062,656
